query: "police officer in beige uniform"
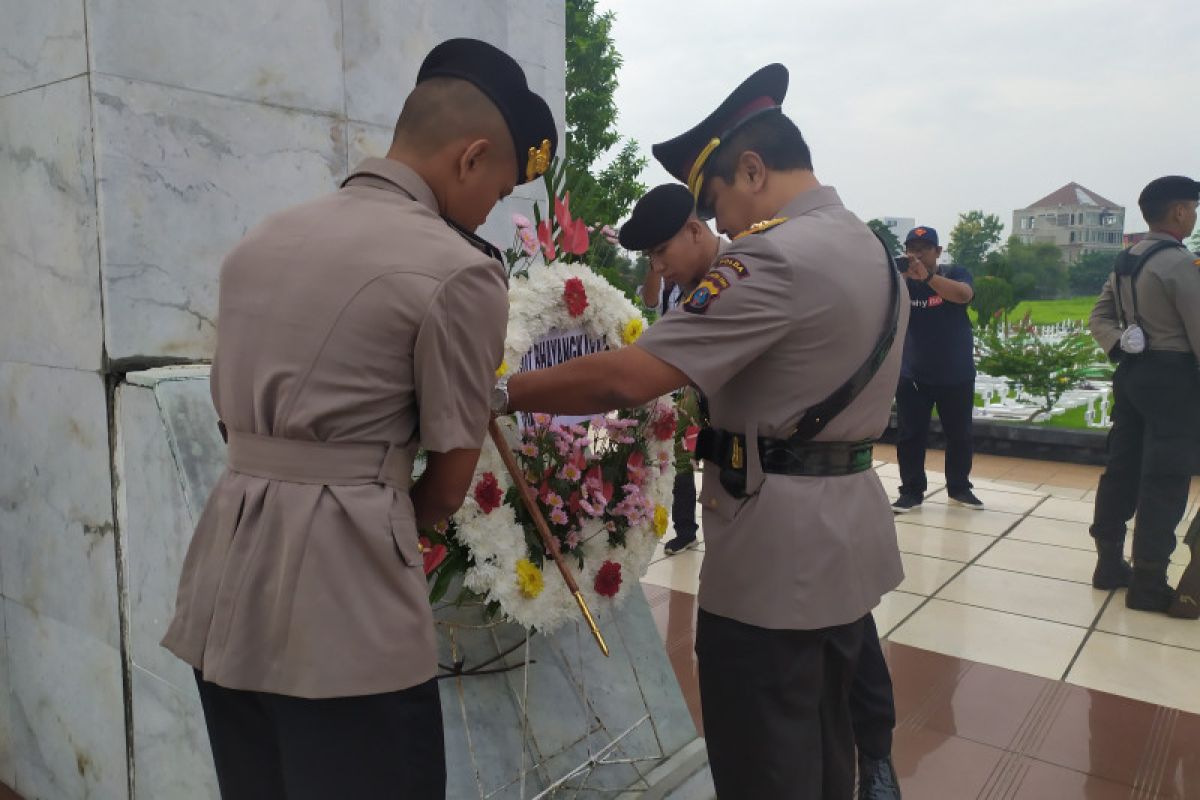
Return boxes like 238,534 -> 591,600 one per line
498,64 -> 908,799
161,39 -> 556,799
1088,175 -> 1200,615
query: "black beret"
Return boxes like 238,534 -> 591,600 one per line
652,64 -> 788,216
618,184 -> 696,251
1138,175 -> 1200,209
418,38 -> 558,186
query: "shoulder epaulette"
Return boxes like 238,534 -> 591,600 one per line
733,217 -> 788,240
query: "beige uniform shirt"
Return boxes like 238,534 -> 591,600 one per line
637,186 -> 909,630
1090,232 -> 1200,358
162,158 -> 508,698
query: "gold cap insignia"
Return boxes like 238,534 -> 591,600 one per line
526,139 -> 551,182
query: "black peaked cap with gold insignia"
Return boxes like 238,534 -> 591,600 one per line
618,184 -> 696,251
418,38 -> 558,186
651,64 -> 788,217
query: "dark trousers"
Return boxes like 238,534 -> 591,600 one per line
896,378 -> 975,498
849,614 -> 895,760
672,470 -> 698,538
195,672 -> 446,800
696,609 -> 865,799
1090,353 -> 1200,564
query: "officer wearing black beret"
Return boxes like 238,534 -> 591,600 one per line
163,38 -> 557,799
497,63 -> 909,799
1088,175 -> 1200,617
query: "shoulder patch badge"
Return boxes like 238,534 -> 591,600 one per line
683,270 -> 732,314
717,256 -> 750,279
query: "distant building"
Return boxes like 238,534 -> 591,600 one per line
1123,231 -> 1149,248
878,216 -> 916,241
1012,182 -> 1124,264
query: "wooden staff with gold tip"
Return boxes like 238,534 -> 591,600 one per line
487,418 -> 610,656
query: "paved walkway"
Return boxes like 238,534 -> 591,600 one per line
641,446 -> 1200,798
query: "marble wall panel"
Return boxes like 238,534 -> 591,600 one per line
131,666 -> 217,800
85,0 -> 343,114
0,0 -> 88,97
0,363 -> 119,647
0,76 -> 103,371
92,74 -> 347,362
343,0 -> 565,128
3,599 -> 127,800
0,603 -> 12,788
115,383 -> 199,688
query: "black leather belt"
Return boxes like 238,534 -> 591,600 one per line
695,427 -> 874,478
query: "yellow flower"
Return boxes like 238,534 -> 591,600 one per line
516,559 -> 544,599
621,317 -> 644,345
652,505 -> 669,538
495,360 -> 508,378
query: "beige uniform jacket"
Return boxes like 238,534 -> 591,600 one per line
1090,232 -> 1200,359
637,186 -> 909,631
162,158 -> 508,698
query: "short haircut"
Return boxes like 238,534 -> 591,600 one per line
1140,195 -> 1186,225
706,111 -> 813,184
392,77 -> 510,159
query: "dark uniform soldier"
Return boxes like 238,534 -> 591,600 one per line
619,182 -> 903,795
496,64 -> 908,799
161,39 -> 557,798
1088,175 -> 1200,615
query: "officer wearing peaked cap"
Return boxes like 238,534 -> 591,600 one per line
162,38 -> 557,798
497,64 -> 909,799
1088,175 -> 1200,618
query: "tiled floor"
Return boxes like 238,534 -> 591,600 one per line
642,446 -> 1200,798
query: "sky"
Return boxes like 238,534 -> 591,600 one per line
595,0 -> 1199,241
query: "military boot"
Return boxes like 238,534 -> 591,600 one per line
1126,561 -> 1174,613
857,754 -> 901,800
1092,539 -> 1132,589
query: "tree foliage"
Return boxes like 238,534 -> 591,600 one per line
867,219 -> 903,256
565,0 -> 647,225
981,236 -> 1066,301
977,317 -> 1102,421
947,211 -> 1004,272
970,276 -> 1014,329
1068,250 -> 1117,295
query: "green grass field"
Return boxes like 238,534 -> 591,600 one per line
968,295 -> 1098,326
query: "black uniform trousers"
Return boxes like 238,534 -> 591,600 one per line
1090,352 -> 1200,564
849,614 -> 896,760
896,378 -> 975,498
672,470 -> 699,539
195,672 -> 446,800
696,609 -> 866,799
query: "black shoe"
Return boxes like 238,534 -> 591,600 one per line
948,489 -> 985,510
663,534 -> 698,556
891,495 -> 921,514
1126,562 -> 1174,613
857,754 -> 901,800
1092,540 -> 1131,590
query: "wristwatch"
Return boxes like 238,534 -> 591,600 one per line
490,377 -> 511,415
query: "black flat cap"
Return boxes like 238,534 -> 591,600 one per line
418,38 -> 558,186
618,184 -> 696,251
1138,175 -> 1200,208
651,64 -> 788,214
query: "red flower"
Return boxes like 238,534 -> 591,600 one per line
563,277 -> 589,317
568,490 -> 582,515
683,425 -> 701,453
594,560 -> 623,597
553,192 -> 590,256
418,536 -> 447,576
537,218 -> 556,261
474,472 -> 503,514
652,409 -> 677,441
